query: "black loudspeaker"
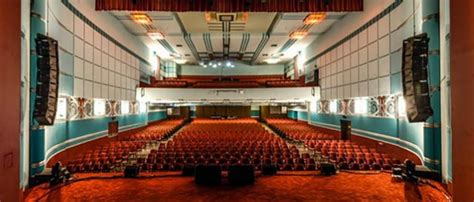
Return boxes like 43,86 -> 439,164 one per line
182,164 -> 195,176
340,119 -> 351,140
314,69 -> 319,86
228,165 -> 255,185
320,163 -> 337,176
261,164 -> 277,176
195,165 -> 221,185
401,33 -> 433,122
34,34 -> 59,125
124,165 -> 140,178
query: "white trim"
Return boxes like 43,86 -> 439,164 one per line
44,122 -> 146,164
309,121 -> 425,164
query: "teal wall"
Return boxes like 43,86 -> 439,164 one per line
288,110 -> 308,121
148,111 -> 168,122
251,110 -> 260,117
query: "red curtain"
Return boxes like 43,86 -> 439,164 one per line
96,0 -> 363,12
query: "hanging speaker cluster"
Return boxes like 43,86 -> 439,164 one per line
34,34 -> 60,125
401,33 -> 433,122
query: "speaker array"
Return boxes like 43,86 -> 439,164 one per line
401,33 -> 433,122
34,34 -> 59,125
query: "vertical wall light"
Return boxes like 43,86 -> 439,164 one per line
398,96 -> 407,117
56,97 -> 67,120
329,100 -> 338,113
139,102 -> 148,113
354,98 -> 368,114
93,99 -> 106,116
121,101 -> 130,114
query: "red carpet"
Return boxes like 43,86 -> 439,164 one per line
26,172 -> 448,202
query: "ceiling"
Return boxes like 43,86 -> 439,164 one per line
110,11 -> 346,65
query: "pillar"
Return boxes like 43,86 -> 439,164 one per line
29,0 -> 47,175
451,1 -> 474,200
0,1 -> 22,201
421,0 -> 442,171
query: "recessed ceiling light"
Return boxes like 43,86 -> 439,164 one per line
130,13 -> 152,25
147,32 -> 164,40
175,58 -> 187,64
303,12 -> 327,25
265,58 -> 280,64
271,44 -> 278,47
177,44 -> 183,47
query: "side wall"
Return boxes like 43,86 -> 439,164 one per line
299,0 -> 441,170
29,0 -> 160,175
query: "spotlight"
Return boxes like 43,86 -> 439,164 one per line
226,61 -> 232,67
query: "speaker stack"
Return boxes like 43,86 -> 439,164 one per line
228,165 -> 255,185
195,165 -> 222,185
34,34 -> 59,125
401,33 -> 433,122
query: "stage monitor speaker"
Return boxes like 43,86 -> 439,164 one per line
261,164 -> 277,176
182,164 -> 196,176
401,33 -> 433,122
228,165 -> 255,185
320,163 -> 337,176
34,34 -> 59,125
124,165 -> 139,178
195,165 -> 222,185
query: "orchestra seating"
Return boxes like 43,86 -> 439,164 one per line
65,119 -> 185,173
139,119 -> 317,172
192,81 -> 259,88
265,118 -> 400,171
266,80 -> 303,87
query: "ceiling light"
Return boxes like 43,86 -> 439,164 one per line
303,12 -> 327,25
226,62 -> 232,67
175,58 -> 187,64
265,58 -> 280,64
130,13 -> 152,25
289,31 -> 308,40
212,64 -> 217,68
147,31 -> 165,40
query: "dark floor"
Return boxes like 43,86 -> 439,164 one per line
26,171 -> 449,202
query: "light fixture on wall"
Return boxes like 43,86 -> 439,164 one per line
289,31 -> 308,40
56,97 -> 67,120
303,12 -> 327,25
329,100 -> 337,113
199,60 -> 235,68
398,96 -> 407,117
121,101 -> 130,114
354,98 -> 368,114
130,13 -> 152,25
147,31 -> 165,40
94,99 -> 106,116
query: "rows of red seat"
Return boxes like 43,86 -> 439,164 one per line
266,118 -> 400,171
266,80 -> 303,87
126,119 -> 184,141
192,81 -> 259,88
65,119 -> 185,173
151,80 -> 187,88
138,119 -> 318,171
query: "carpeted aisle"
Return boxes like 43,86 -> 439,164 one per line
25,172 -> 448,202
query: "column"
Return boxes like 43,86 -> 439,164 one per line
421,0 -> 442,171
451,1 -> 474,200
29,0 -> 47,175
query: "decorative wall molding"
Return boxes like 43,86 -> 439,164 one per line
318,94 -> 402,118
